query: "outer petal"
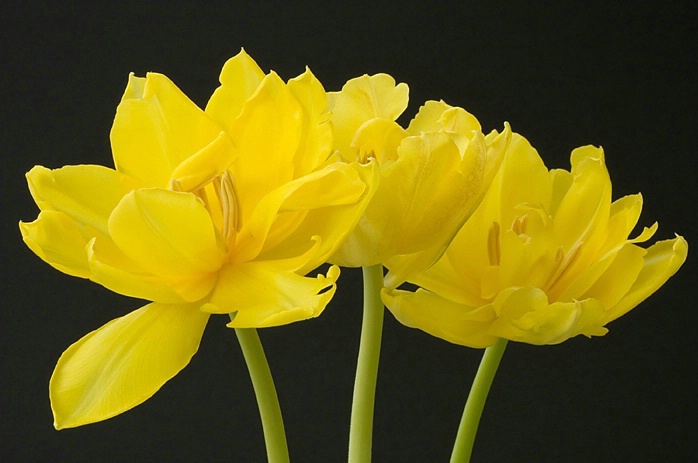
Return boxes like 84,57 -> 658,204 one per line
111,73 -> 222,188
602,236 -> 688,323
234,161 -> 372,265
109,188 -> 225,277
86,237 -> 187,304
107,189 -> 224,302
26,165 -> 139,235
203,263 -> 340,328
287,67 -> 333,175
488,287 -> 607,345
50,302 -> 209,429
20,210 -> 91,278
205,48 -> 266,132
382,287 -> 498,348
329,74 -> 409,159
228,72 -> 303,216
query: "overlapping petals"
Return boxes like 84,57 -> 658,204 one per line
328,77 -> 510,270
384,133 -> 687,347
20,50 -> 376,428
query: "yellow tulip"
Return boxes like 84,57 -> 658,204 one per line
20,50 -> 376,429
327,75 -> 511,270
383,133 -> 687,347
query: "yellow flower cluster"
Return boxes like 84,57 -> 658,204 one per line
20,50 -> 686,430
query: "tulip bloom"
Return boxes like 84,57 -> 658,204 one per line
328,75 -> 510,271
384,133 -> 687,347
20,50 -> 375,429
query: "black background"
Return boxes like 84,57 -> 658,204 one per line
1,1 -> 695,461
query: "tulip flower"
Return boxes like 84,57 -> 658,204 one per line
382,131 -> 687,462
20,49 -> 376,444
383,133 -> 687,346
329,75 -> 510,271
327,74 -> 511,462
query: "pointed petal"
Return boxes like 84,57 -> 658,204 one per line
205,49 -> 266,132
603,236 -> 688,323
552,146 -> 611,251
26,165 -> 139,235
111,73 -> 222,187
108,188 -> 225,281
19,211 -> 91,278
203,263 -> 340,328
287,67 -> 334,175
382,288 -> 498,348
51,302 -> 209,429
580,243 -> 646,309
228,72 -> 303,216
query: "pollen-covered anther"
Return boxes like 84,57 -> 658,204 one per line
487,221 -> 501,266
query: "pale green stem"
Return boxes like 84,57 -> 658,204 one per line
348,264 -> 385,463
235,327 -> 290,463
450,338 -> 508,463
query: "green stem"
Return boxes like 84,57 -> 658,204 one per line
235,327 -> 290,463
348,264 -> 385,463
450,338 -> 508,463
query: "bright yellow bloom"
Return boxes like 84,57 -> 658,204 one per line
383,133 -> 687,347
20,50 -> 376,429
327,75 -> 511,272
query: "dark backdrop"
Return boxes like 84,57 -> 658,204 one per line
2,1 -> 695,461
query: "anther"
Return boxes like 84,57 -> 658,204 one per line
487,221 -> 501,266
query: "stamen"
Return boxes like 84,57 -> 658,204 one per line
169,178 -> 183,192
511,215 -> 528,236
546,241 -> 582,291
214,170 -> 241,241
487,221 -> 501,266
358,149 -> 375,165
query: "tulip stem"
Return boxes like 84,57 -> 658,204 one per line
235,327 -> 290,463
450,338 -> 508,463
349,264 -> 386,463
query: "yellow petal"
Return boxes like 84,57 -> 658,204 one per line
228,72 -> 303,216
603,236 -> 688,323
86,237 -> 187,303
382,287 -> 498,348
111,72 -> 222,188
19,211 -> 91,278
351,118 -> 406,164
235,161 -> 373,266
205,48 -> 266,132
169,131 -> 237,192
335,130 -> 486,268
406,100 -> 452,135
580,243 -> 646,309
552,146 -> 611,252
108,188 -> 225,280
204,263 -> 340,328
287,67 -> 333,175
329,74 -> 409,159
51,302 -> 209,429
488,287 -> 607,345
26,165 -> 139,236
